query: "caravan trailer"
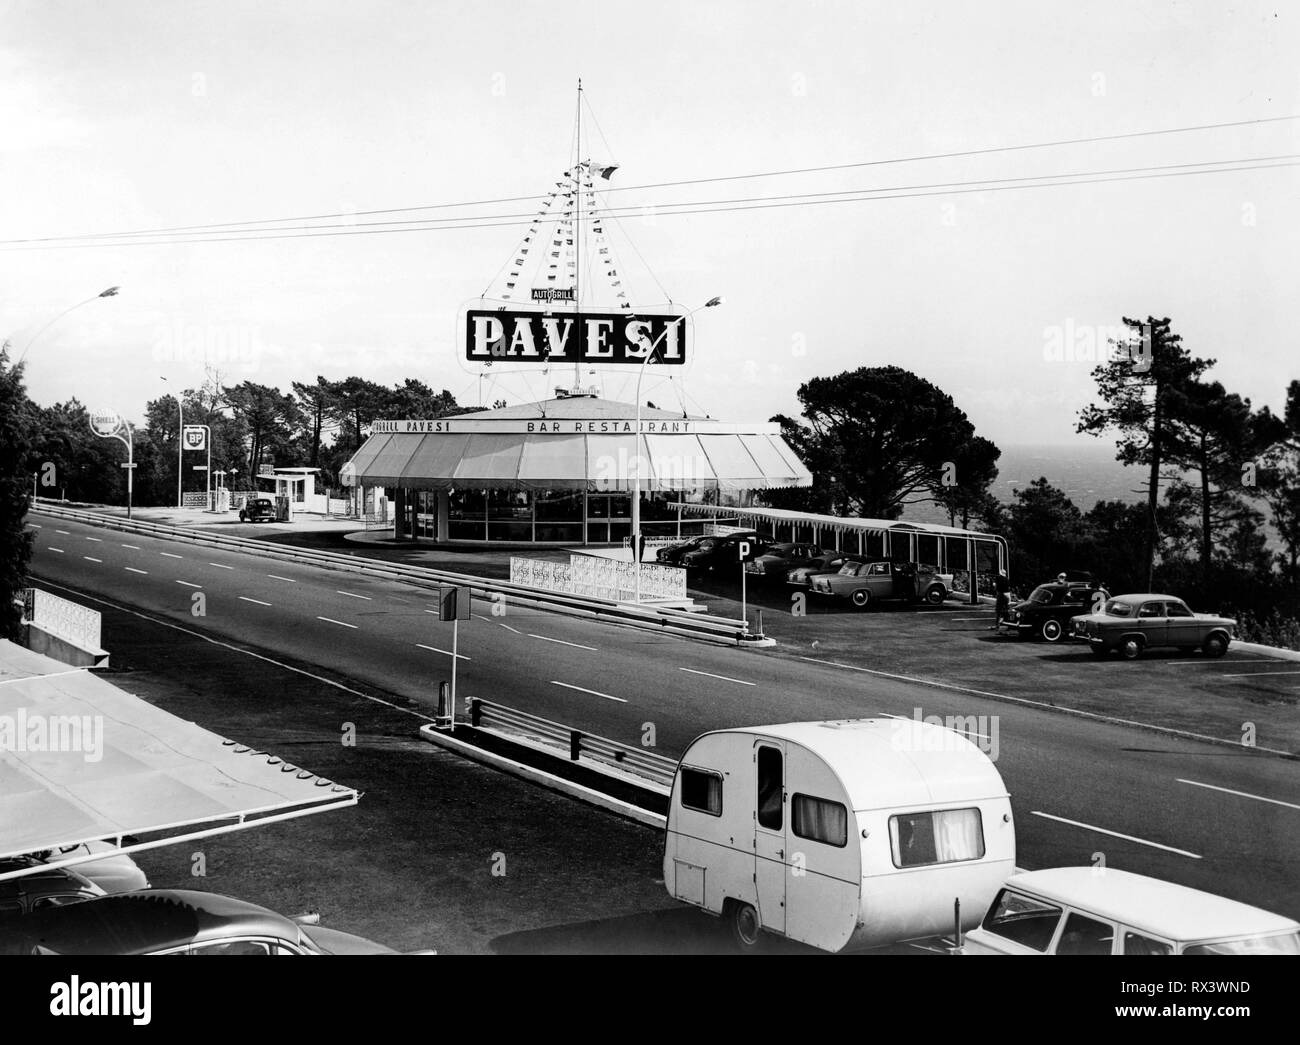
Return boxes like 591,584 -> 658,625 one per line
662,718 -> 1015,952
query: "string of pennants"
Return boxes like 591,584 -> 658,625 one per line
498,160 -> 629,310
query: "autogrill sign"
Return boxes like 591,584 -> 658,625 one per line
466,308 -> 687,365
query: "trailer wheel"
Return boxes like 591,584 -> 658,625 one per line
1040,618 -> 1064,643
726,900 -> 763,950
850,589 -> 870,609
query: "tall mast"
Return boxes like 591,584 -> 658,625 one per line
573,78 -> 582,390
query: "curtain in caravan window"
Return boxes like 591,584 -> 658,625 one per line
932,808 -> 984,862
792,794 -> 848,847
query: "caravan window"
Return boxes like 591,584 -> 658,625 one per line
889,808 -> 985,868
679,768 -> 722,816
792,794 -> 848,847
756,746 -> 783,830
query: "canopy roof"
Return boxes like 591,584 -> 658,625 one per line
0,641 -> 358,880
343,396 -> 813,493
679,502 -> 1003,541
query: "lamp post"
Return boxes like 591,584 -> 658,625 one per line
16,287 -> 120,366
630,296 -> 722,602
160,376 -> 183,508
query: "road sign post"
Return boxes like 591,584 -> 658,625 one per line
436,585 -> 471,727
738,540 -> 750,631
89,409 -> 134,519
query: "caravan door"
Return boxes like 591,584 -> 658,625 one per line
754,741 -> 787,935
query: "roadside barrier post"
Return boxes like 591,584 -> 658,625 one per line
569,730 -> 582,761
436,681 -> 452,730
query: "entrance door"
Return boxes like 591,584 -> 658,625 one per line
754,742 -> 787,935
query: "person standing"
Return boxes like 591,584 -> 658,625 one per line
992,570 -> 1012,630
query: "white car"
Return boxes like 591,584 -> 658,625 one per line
29,841 -> 150,895
962,867 -> 1300,955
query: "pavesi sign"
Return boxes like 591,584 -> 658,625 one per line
466,309 -> 687,365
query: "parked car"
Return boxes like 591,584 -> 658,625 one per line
1070,594 -> 1236,659
679,534 -> 774,574
1001,581 -> 1109,642
0,858 -> 106,916
28,840 -> 150,895
962,867 -> 1300,955
742,542 -> 824,583
786,551 -> 867,589
238,498 -> 277,523
0,888 -> 434,955
809,560 -> 953,607
655,531 -> 760,566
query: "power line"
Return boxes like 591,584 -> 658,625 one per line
2,156 -> 1294,252
6,113 -> 1297,246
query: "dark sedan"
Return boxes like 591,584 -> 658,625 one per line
0,858 -> 105,916
238,498 -> 277,523
679,534 -> 774,574
0,889 -> 432,955
743,543 -> 824,583
1002,582 -> 1108,642
655,531 -> 761,566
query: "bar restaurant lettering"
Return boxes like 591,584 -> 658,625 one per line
372,419 -> 697,435
466,309 -> 687,365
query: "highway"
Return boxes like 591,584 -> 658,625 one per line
26,512 -> 1300,920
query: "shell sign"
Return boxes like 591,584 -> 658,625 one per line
88,409 -> 123,437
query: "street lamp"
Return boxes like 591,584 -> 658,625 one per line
16,286 -> 120,366
160,376 -> 183,509
630,296 -> 723,602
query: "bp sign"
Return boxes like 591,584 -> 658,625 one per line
182,425 -> 207,451
88,409 -> 123,437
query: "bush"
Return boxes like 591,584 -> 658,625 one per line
1235,611 -> 1300,652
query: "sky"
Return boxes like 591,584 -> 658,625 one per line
2,0 -> 1297,449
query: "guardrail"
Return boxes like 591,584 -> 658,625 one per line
468,698 -> 677,789
29,504 -> 761,646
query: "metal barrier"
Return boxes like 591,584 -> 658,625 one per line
469,698 -> 677,789
29,504 -> 759,646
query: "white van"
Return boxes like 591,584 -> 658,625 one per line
662,718 -> 1016,952
962,867 -> 1300,955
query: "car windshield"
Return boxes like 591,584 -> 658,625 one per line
1027,586 -> 1054,604
1103,599 -> 1135,617
1184,931 -> 1300,955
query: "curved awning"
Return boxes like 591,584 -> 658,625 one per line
343,397 -> 813,493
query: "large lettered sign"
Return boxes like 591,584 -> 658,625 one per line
465,308 -> 687,365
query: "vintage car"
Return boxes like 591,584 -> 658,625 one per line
809,559 -> 953,607
0,858 -> 106,916
742,542 -> 825,583
1002,581 -> 1109,642
962,867 -> 1300,955
0,888 -> 434,955
785,551 -> 865,588
238,497 -> 277,523
28,840 -> 150,894
679,534 -> 774,574
1070,594 -> 1236,659
655,531 -> 762,566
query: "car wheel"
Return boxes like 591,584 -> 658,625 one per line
851,589 -> 870,608
1202,633 -> 1228,658
1089,644 -> 1109,658
1119,637 -> 1143,660
727,900 -> 763,951
1040,619 -> 1064,643
925,585 -> 946,605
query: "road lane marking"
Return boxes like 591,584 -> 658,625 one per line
176,580 -> 202,588
795,655 -> 1295,758
317,616 -> 358,629
121,544 -> 141,550
497,622 -> 522,634
337,590 -> 372,600
124,567 -> 148,575
28,578 -> 438,724
85,537 -> 102,542
474,614 -> 492,622
239,597 -> 272,607
83,556 -> 102,563
267,574 -> 296,583
550,680 -> 626,703
1220,669 -> 1300,678
55,529 -> 70,535
1177,779 -> 1300,811
28,523 -> 41,528
1030,811 -> 1201,859
208,562 -> 234,570
48,547 -> 64,553
529,634 -> 597,651
679,667 -> 755,686
161,552 -> 182,559
416,643 -> 470,660
951,617 -> 993,622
